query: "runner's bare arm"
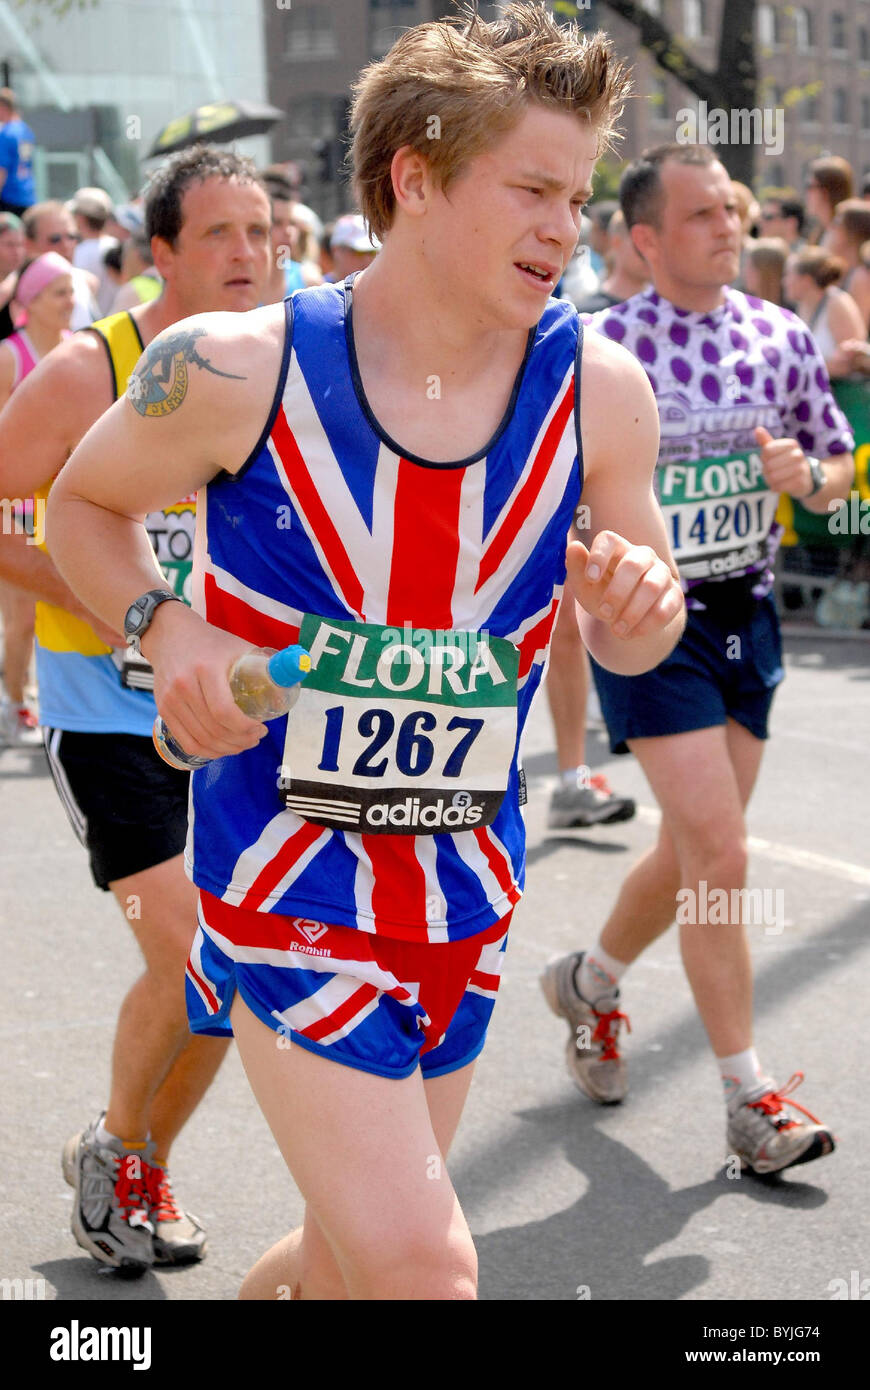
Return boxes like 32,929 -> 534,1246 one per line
47,307 -> 286,760
572,332 -> 685,676
0,333 -> 124,638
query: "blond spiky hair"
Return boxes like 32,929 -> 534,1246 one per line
350,2 -> 632,240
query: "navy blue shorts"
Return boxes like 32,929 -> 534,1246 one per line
590,593 -> 784,755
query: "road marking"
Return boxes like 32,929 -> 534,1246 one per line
636,805 -> 870,887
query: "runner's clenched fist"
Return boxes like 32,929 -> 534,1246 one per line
754,425 -> 817,499
567,530 -> 684,640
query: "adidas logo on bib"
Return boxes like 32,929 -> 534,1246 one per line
365,792 -> 484,830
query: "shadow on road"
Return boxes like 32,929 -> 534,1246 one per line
527,834 -> 632,864
35,1257 -> 168,1302
459,897 -> 865,1300
466,1105 -> 827,1301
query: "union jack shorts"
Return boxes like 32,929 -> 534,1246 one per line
187,890 -> 511,1080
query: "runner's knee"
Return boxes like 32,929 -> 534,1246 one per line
681,835 -> 748,889
343,1227 -> 477,1300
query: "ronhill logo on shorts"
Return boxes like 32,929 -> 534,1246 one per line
49,1321 -> 151,1370
293,919 -> 329,945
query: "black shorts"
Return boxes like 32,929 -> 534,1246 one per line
590,592 -> 784,755
43,729 -> 190,890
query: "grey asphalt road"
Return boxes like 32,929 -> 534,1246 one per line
1,629 -> 868,1303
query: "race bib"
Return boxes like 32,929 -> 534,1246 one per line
146,495 -> 196,604
657,451 -> 779,582
115,495 -> 197,691
279,615 -> 520,835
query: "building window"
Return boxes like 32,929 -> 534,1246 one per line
370,0 -> 418,58
794,8 -> 813,51
833,88 -> 849,125
758,4 -> 780,46
830,13 -> 847,52
862,96 -> 870,130
287,96 -> 336,142
861,27 -> 870,60
651,75 -> 669,121
285,5 -> 337,59
683,0 -> 707,40
803,91 -> 820,124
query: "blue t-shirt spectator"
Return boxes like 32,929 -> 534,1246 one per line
0,118 -> 36,210
283,260 -> 306,295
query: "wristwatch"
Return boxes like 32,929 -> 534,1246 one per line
123,589 -> 182,654
805,457 -> 826,497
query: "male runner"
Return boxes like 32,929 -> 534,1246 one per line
541,144 -> 852,1174
0,145 -> 271,1272
48,4 -> 685,1300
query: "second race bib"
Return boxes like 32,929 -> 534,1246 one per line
115,495 -> 197,691
657,451 -> 779,581
280,615 -> 520,835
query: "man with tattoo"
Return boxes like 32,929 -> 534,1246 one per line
0,145 -> 271,1274
48,5 -> 685,1298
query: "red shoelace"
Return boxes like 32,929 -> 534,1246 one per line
747,1072 -> 822,1130
113,1159 -> 152,1222
145,1166 -> 183,1223
592,1007 -> 631,1062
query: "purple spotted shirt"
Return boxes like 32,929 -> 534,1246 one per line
587,287 -> 854,601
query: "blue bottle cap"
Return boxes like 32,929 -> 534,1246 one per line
267,643 -> 312,688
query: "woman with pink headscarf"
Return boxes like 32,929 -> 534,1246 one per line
0,252 -> 74,746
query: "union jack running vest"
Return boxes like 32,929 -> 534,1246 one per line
187,279 -> 584,943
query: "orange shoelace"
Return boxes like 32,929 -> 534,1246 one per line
748,1072 -> 822,1130
589,774 -> 614,795
593,1007 -> 631,1062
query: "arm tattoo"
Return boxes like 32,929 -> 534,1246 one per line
126,326 -> 246,418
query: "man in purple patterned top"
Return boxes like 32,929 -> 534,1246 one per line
541,144 -> 853,1175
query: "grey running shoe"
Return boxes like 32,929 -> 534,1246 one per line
0,698 -> 42,748
144,1157 -> 207,1265
62,1115 -> 154,1272
548,774 -> 636,829
540,951 -> 630,1103
726,1072 -> 835,1175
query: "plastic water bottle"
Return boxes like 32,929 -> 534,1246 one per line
153,643 -> 311,771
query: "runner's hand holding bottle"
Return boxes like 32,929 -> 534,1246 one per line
154,643 -> 311,771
